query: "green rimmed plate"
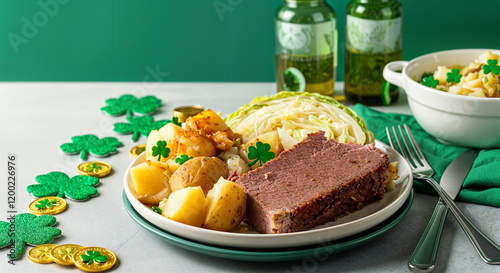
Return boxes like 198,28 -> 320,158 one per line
123,189 -> 413,262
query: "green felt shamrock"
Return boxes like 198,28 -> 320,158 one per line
172,116 -> 182,127
113,115 -> 170,142
151,140 -> 170,161
60,134 -> 122,160
85,163 -> 102,173
247,141 -> 275,167
446,68 -> 462,85
81,250 -> 107,265
422,76 -> 439,88
101,94 -> 161,118
483,59 -> 500,76
27,172 -> 100,201
35,198 -> 60,209
175,154 -> 193,165
0,213 -> 61,260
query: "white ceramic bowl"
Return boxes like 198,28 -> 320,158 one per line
383,49 -> 500,149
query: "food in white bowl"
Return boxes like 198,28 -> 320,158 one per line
383,49 -> 500,149
420,50 -> 499,97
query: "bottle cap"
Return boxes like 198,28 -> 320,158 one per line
173,105 -> 204,122
77,161 -> 112,178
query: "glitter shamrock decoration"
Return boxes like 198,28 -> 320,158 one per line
35,198 -> 60,209
101,94 -> 161,118
113,115 -> 170,142
247,141 -> 275,167
27,172 -> 100,201
85,162 -> 102,173
175,154 -> 193,165
422,76 -> 439,88
483,59 -> 500,76
0,213 -> 61,260
60,134 -> 122,160
446,68 -> 462,85
80,250 -> 108,265
151,140 -> 170,161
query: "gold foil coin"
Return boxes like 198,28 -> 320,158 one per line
72,247 -> 117,272
28,244 -> 57,264
130,144 -> 146,158
173,105 -> 204,122
28,197 -> 67,215
77,161 -> 112,178
50,244 -> 83,266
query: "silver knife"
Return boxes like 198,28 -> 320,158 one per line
409,150 -> 477,272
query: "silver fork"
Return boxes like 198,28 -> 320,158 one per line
386,124 -> 500,271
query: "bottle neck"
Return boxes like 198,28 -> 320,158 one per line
285,0 -> 326,7
352,0 -> 393,3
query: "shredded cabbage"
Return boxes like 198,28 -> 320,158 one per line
225,92 -> 374,146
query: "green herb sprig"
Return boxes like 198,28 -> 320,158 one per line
152,206 -> 162,214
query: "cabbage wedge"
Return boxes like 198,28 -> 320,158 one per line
225,92 -> 374,149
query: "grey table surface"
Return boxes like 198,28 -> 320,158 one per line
0,82 -> 499,273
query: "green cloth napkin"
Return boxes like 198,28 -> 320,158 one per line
352,104 -> 500,208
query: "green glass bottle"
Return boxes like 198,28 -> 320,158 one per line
344,0 -> 402,105
275,0 -> 337,97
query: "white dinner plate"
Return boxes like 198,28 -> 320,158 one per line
123,140 -> 413,249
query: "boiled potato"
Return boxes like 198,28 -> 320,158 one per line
204,178 -> 246,231
158,122 -> 185,158
186,109 -> 233,138
177,131 -> 216,158
163,186 -> 206,227
240,131 -> 283,169
169,156 -> 229,195
130,162 -> 170,196
165,158 -> 181,174
146,123 -> 185,163
433,66 -> 452,85
145,130 -> 162,162
478,50 -> 499,64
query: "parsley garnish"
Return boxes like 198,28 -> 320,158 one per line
152,206 -> 162,214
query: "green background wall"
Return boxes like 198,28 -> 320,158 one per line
1,0 -> 499,82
